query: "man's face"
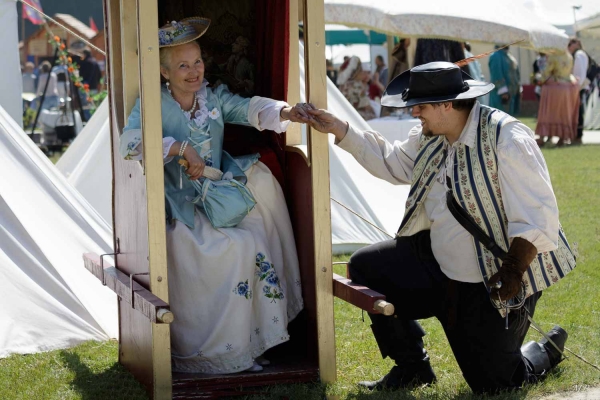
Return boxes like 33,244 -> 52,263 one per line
411,103 -> 447,137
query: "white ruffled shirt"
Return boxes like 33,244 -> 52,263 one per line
337,101 -> 559,283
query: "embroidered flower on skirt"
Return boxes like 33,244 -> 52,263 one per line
233,280 -> 252,299
255,253 -> 285,302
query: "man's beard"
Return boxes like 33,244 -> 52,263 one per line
422,126 -> 434,137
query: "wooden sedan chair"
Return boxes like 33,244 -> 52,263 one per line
83,0 -> 394,398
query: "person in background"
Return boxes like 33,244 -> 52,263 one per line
462,42 -> 488,105
77,48 -> 103,120
489,45 -> 521,115
369,55 -> 389,101
381,39 -> 411,116
79,49 -> 102,92
532,53 -> 548,101
337,56 -> 377,120
535,49 -> 579,147
35,61 -> 60,110
388,39 -> 411,83
326,59 -> 338,85
22,62 -> 37,94
568,37 -> 590,145
414,39 -> 466,70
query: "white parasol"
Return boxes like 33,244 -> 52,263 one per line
324,0 -> 569,50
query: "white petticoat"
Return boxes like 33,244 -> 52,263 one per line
167,162 -> 303,374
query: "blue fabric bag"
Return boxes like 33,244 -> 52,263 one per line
186,151 -> 259,228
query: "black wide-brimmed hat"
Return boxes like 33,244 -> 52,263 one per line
381,62 -> 494,108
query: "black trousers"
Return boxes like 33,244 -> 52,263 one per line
348,231 -> 541,393
577,89 -> 588,139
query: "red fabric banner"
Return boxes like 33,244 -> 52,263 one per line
89,16 -> 99,33
22,0 -> 44,25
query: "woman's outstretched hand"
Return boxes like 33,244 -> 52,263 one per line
281,103 -> 316,123
183,145 -> 205,181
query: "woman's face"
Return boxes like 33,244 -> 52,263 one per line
160,42 -> 204,96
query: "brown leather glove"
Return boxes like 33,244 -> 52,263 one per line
488,237 -> 538,301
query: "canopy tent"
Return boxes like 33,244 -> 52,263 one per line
56,99 -> 112,224
325,24 -> 388,45
324,0 -> 569,50
0,105 -> 118,358
58,44 -> 409,255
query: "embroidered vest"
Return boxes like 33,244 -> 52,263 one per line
398,105 -> 576,298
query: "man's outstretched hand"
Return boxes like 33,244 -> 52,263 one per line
305,107 -> 349,141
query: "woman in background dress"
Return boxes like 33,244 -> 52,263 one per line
535,49 -> 579,147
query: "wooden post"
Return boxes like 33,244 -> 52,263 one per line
136,0 -> 172,398
120,0 -> 140,127
286,0 -> 302,146
303,0 -> 336,384
105,0 -> 124,133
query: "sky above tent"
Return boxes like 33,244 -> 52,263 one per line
524,0 -> 600,26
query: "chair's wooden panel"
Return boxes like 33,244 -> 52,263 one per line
110,108 -> 155,392
285,150 -> 318,363
303,0 -> 336,384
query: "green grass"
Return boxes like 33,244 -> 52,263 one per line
1,144 -> 599,400
517,117 -> 537,132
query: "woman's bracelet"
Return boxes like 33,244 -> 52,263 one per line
179,140 -> 188,157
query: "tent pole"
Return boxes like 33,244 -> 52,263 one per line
31,47 -> 59,137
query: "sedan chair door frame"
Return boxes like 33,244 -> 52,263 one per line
82,0 -> 391,397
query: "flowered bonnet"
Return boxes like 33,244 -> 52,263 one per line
158,17 -> 211,48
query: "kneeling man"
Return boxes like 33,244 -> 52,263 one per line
302,62 -> 576,393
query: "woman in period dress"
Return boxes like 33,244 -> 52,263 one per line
337,56 -> 377,120
535,49 -> 580,147
119,18 -> 306,374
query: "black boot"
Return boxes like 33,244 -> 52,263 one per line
522,325 -> 568,379
358,316 -> 437,390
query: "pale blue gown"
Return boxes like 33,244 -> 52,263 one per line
120,81 -> 303,373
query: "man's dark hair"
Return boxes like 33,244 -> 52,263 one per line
451,99 -> 476,111
431,98 -> 475,111
568,37 -> 582,48
464,42 -> 471,52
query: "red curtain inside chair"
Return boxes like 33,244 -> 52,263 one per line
223,0 -> 289,187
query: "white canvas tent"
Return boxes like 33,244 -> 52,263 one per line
298,42 -> 408,252
58,45 -> 410,255
324,0 -> 569,50
0,105 -> 118,358
56,99 -> 113,224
